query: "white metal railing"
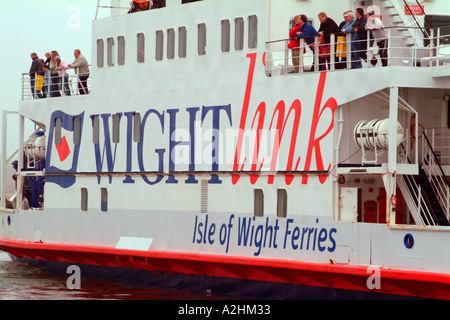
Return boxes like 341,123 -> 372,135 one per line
265,26 -> 450,76
422,131 -> 450,221
425,128 -> 450,166
400,173 -> 437,226
22,69 -> 91,101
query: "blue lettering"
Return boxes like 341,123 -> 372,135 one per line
93,113 -> 122,184
138,109 -> 165,185
328,228 -> 337,252
317,228 -> 328,252
123,111 -> 135,184
201,104 -> 232,184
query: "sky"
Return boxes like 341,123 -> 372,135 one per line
0,0 -> 98,155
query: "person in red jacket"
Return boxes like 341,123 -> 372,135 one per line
288,15 -> 302,73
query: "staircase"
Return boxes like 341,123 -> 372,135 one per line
398,133 -> 450,226
377,0 -> 428,48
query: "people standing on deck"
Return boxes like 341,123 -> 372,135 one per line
341,11 -> 362,69
366,10 -> 389,67
288,15 -> 302,73
55,56 -> 71,96
29,53 -> 43,99
41,64 -> 50,98
49,51 -> 61,97
318,12 -> 341,70
353,8 -> 369,64
295,14 -> 319,71
68,49 -> 90,95
335,19 -> 348,69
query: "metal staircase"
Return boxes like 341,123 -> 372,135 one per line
398,133 -> 450,226
377,0 -> 428,48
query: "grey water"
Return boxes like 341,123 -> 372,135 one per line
0,251 -> 214,300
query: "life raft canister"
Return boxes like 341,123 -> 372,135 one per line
133,0 -> 150,11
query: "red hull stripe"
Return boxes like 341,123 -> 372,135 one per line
0,239 -> 449,299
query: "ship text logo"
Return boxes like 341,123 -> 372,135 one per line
46,54 -> 337,188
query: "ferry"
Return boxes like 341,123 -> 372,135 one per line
1,0 -> 450,299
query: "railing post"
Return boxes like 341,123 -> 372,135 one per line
429,28 -> 434,67
436,27 -> 441,67
346,33 -> 351,70
387,28 -> 391,67
330,34 -> 335,71
299,39 -> 305,73
314,35 -> 319,72
284,40 -> 289,75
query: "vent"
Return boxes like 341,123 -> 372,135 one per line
201,180 -> 208,213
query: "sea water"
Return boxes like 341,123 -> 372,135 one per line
0,251 -> 215,300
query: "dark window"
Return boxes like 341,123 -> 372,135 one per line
198,23 -> 207,55
97,39 -> 104,67
137,33 -> 145,63
179,26 -> 187,58
254,189 -> 264,217
235,17 -> 244,51
221,19 -> 230,52
277,189 -> 287,218
156,30 -> 164,61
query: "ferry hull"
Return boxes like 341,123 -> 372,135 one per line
1,239 -> 449,300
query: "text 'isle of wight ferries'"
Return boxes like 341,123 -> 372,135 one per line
192,214 -> 337,257
46,54 -> 337,188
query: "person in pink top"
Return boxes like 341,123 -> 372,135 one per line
55,56 -> 71,96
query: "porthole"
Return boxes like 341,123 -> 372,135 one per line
404,233 -> 414,249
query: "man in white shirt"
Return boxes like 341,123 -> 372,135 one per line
365,11 -> 388,67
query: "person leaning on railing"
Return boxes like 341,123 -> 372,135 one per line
68,49 -> 90,95
288,15 -> 302,73
29,53 -> 43,99
365,10 -> 388,67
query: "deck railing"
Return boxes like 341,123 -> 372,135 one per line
21,68 -> 91,101
264,26 -> 450,76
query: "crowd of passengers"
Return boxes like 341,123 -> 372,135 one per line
288,8 -> 388,73
29,49 -> 90,99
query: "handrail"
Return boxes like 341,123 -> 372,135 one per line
22,66 -> 91,101
423,132 -> 450,187
265,25 -> 450,76
402,0 -> 429,38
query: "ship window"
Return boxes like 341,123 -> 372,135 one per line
133,112 -> 141,142
97,39 -> 104,68
81,187 -> 88,212
254,189 -> 264,217
248,15 -> 258,49
179,26 -> 187,58
118,36 -> 125,65
277,189 -> 287,218
137,33 -> 145,63
73,116 -> 81,145
198,23 -> 207,55
235,17 -> 244,51
101,187 -> 108,212
107,37 -> 115,67
92,115 -> 99,144
54,117 -> 62,146
167,28 -> 175,60
221,19 -> 230,52
112,114 -> 120,143
156,30 -> 164,61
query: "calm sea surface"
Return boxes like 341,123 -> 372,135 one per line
0,251 -> 217,300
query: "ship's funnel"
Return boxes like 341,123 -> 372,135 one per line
353,119 -> 404,150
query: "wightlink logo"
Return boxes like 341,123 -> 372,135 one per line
46,54 -> 337,188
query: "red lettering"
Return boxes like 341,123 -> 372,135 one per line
232,53 -> 257,185
268,100 -> 302,185
302,72 -> 337,184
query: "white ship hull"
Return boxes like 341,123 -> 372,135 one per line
1,0 -> 450,299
